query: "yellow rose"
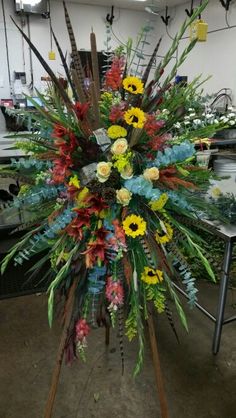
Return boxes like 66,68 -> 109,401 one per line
96,162 -> 112,183
116,188 -> 132,206
111,138 -> 128,155
120,164 -> 134,180
143,167 -> 160,182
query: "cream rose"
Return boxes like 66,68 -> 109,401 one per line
111,138 -> 128,155
96,162 -> 112,183
143,167 -> 160,182
120,164 -> 134,180
116,188 -> 132,206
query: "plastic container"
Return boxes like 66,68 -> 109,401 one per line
213,157 -> 236,195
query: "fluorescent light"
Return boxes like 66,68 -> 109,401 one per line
145,6 -> 159,14
20,0 -> 41,5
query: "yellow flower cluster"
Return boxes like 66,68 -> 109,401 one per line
107,125 -> 127,139
123,214 -> 146,238
155,221 -> 173,244
112,151 -> 132,173
69,175 -> 80,189
149,193 -> 168,211
123,76 -> 144,95
124,107 -> 146,129
141,267 -> 163,285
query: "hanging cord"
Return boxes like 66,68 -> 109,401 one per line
225,10 -> 230,28
48,0 -> 53,51
20,15 -> 26,74
26,14 -> 34,91
1,0 -> 12,92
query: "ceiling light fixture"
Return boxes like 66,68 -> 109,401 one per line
145,1 -> 160,15
20,0 -> 42,6
145,6 -> 159,14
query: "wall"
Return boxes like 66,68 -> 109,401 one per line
154,0 -> 236,102
1,0 -> 236,106
0,0 -> 158,101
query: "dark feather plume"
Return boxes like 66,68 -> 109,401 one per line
51,28 -> 78,101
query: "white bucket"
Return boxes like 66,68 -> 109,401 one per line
213,157 -> 236,195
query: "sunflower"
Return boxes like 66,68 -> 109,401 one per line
141,267 -> 163,285
107,125 -> 127,139
122,214 -> 146,238
149,193 -> 168,211
155,221 -> 173,244
123,76 -> 144,95
124,107 -> 146,129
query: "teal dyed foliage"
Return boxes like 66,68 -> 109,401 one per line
173,261 -> 198,307
14,184 -> 64,208
11,158 -> 52,171
166,191 -> 193,210
125,177 -> 193,210
43,208 -> 76,239
152,141 -> 195,168
14,208 -> 75,266
88,266 -> 106,294
124,176 -> 161,201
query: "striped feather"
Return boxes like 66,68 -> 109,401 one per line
63,1 -> 86,102
51,28 -> 78,101
142,37 -> 162,87
90,31 -> 100,100
165,300 -> 179,343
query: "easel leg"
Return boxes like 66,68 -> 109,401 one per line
212,240 -> 233,354
44,276 -> 80,418
147,306 -> 169,418
105,324 -> 110,346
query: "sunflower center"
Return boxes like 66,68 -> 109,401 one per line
158,230 -> 166,237
129,222 -> 138,231
131,115 -> 139,123
128,84 -> 137,92
147,271 -> 156,277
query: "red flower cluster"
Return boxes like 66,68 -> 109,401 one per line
51,124 -> 79,184
67,208 -> 91,240
106,277 -> 124,306
147,133 -> 172,153
83,227 -> 110,268
104,56 -> 125,91
51,157 -> 71,184
73,102 -> 90,121
109,104 -> 125,123
84,195 -> 108,215
75,319 -> 90,341
144,115 -> 165,138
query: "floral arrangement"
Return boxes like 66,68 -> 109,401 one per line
0,0 -> 228,376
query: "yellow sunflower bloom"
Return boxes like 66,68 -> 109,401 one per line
155,221 -> 173,244
141,267 -> 163,285
124,107 -> 146,129
107,125 -> 127,139
149,193 -> 168,211
122,214 -> 146,238
123,76 -> 144,95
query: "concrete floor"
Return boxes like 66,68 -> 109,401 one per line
0,282 -> 236,418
